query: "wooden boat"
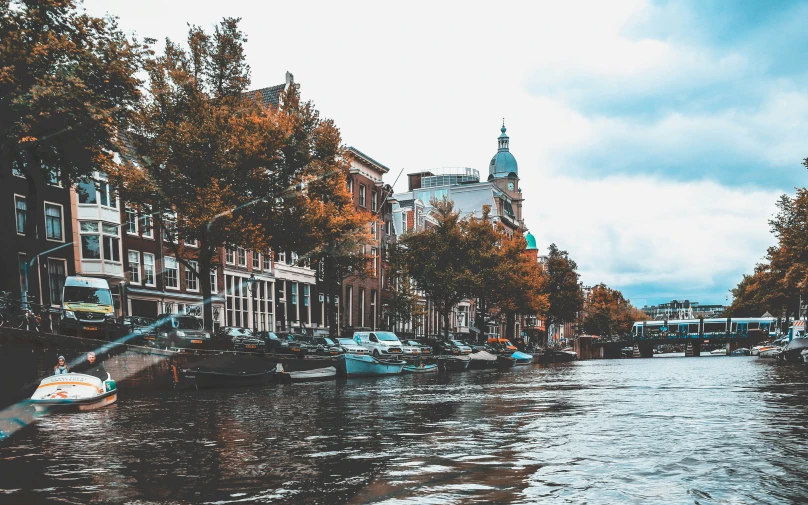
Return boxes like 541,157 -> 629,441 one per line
30,374 -> 117,412
402,363 -> 438,373
536,349 -> 577,363
436,355 -> 470,372
283,366 -> 337,382
336,354 -> 406,377
496,355 -> 516,368
511,351 -> 533,366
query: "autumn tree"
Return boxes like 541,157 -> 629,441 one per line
0,0 -> 144,284
582,283 -> 642,338
385,243 -> 427,333
396,198 -> 471,339
544,243 -> 585,338
111,19 -> 363,330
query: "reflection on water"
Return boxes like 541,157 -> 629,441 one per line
1,356 -> 807,504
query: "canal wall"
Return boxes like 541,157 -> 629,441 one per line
0,328 -> 336,407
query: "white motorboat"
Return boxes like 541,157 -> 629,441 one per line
30,374 -> 117,412
710,348 -> 727,355
758,346 -> 781,358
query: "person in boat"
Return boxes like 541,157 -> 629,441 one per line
75,352 -> 108,381
53,356 -> 69,375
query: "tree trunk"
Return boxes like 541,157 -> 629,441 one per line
505,310 -> 515,344
442,305 -> 450,340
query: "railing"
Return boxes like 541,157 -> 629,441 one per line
0,292 -> 57,333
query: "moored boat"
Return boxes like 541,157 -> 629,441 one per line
778,337 -> 808,363
758,346 -> 781,358
496,355 -> 516,368
402,363 -> 438,373
536,349 -> 577,363
468,350 -> 499,369
710,348 -> 727,355
283,366 -> 337,382
336,354 -> 406,377
436,355 -> 470,372
511,351 -> 533,366
30,374 -> 117,412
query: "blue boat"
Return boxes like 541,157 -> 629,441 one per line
336,354 -> 406,377
511,351 -> 533,366
402,363 -> 438,374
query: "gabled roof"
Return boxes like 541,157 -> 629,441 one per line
348,147 -> 390,174
251,83 -> 286,107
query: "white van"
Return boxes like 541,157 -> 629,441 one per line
60,276 -> 115,338
353,331 -> 404,358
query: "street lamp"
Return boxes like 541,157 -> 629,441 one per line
247,273 -> 258,334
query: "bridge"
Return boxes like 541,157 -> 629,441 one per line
578,317 -> 775,359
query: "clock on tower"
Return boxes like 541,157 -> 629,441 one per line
508,182 -> 514,191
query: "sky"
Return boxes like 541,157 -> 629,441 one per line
82,0 -> 807,307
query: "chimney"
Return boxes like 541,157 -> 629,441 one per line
285,71 -> 294,85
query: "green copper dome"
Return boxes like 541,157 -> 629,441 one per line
525,231 -> 537,250
489,123 -> 518,179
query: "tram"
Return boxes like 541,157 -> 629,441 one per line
632,317 -> 777,340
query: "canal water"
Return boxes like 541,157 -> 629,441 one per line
1,355 -> 807,504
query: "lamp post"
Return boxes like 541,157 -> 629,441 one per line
247,273 -> 258,334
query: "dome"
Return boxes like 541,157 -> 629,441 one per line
488,123 -> 518,179
525,231 -> 537,250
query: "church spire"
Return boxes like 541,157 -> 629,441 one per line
498,121 -> 509,152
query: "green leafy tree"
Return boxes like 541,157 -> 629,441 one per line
545,243 -> 584,337
0,0 -> 144,277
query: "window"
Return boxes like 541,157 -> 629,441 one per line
226,248 -> 235,265
125,207 -> 138,235
277,251 -> 285,263
186,261 -> 198,291
370,247 -> 377,277
143,253 -> 155,286
371,290 -> 377,328
210,268 -> 218,293
77,179 -> 97,204
45,203 -> 63,241
80,222 -> 101,259
347,177 -> 353,195
291,251 -> 299,265
253,252 -> 261,269
128,251 -> 140,284
12,159 -> 24,178
162,213 -> 176,242
47,259 -> 66,305
371,190 -> 377,212
140,208 -> 153,238
291,282 -> 297,305
263,253 -> 271,271
185,238 -> 197,247
371,221 -> 377,240
14,195 -> 26,235
18,254 -> 27,296
303,284 -> 309,307
359,288 -> 365,327
237,247 -> 246,267
102,223 -> 120,262
164,257 -> 179,289
98,179 -> 117,208
346,286 -> 353,326
359,184 -> 366,207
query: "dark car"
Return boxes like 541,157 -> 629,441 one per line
116,316 -> 158,346
433,340 -> 472,356
275,333 -> 319,356
309,336 -> 345,356
457,339 -> 486,353
213,326 -> 266,355
155,314 -> 211,350
406,340 -> 432,355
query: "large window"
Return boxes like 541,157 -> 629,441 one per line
359,184 -> 366,207
162,213 -> 176,242
125,207 -> 138,235
77,179 -> 97,204
263,253 -> 271,271
303,284 -> 309,307
102,223 -> 120,262
291,282 -> 297,305
253,252 -> 261,269
98,179 -> 117,208
347,177 -> 353,195
226,248 -> 235,265
359,288 -> 365,327
47,259 -> 66,306
143,253 -> 155,286
128,251 -> 140,284
164,257 -> 179,289
140,207 -> 153,238
14,195 -> 26,235
237,247 -> 246,267
371,290 -> 377,328
80,222 -> 101,259
45,203 -> 63,241
210,268 -> 218,293
346,286 -> 353,326
371,190 -> 377,212
186,261 -> 198,291
370,247 -> 377,277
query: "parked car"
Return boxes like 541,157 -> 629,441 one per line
353,331 -> 404,358
116,316 -> 157,346
401,341 -> 422,357
433,340 -> 472,356
487,336 -> 517,352
276,333 -> 319,356
155,314 -> 211,349
213,326 -> 266,354
259,331 -> 289,353
405,340 -> 432,355
336,338 -> 369,355
309,336 -> 345,356
457,339 -> 486,353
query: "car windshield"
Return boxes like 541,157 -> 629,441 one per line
174,317 -> 203,330
227,328 -> 253,336
375,332 -> 399,341
134,317 -> 154,326
321,338 -> 335,345
266,332 -> 280,340
63,286 -> 112,305
338,339 -> 355,346
407,341 -> 420,346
